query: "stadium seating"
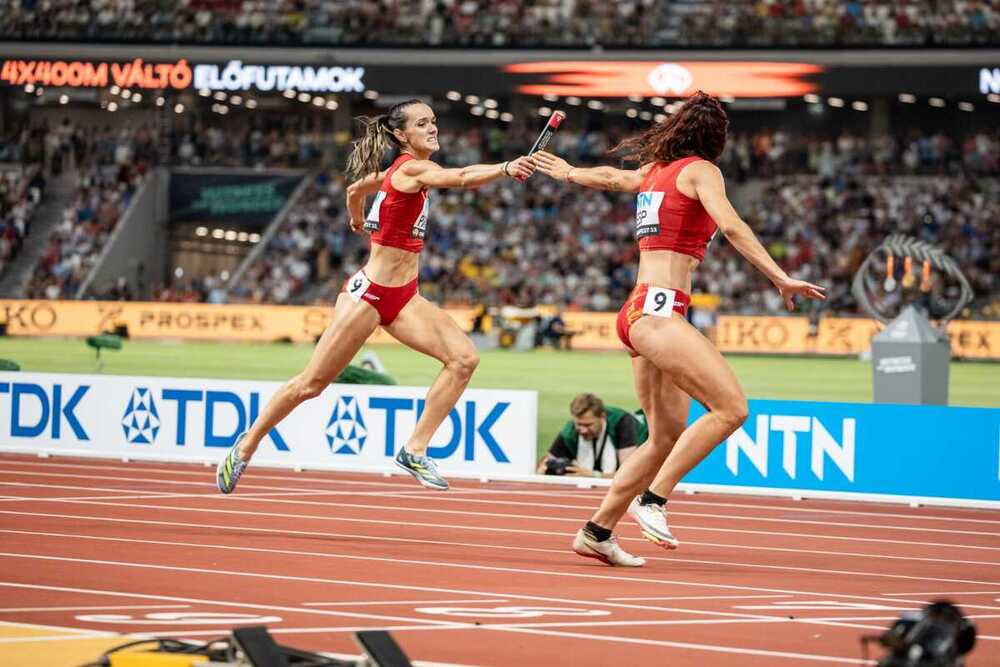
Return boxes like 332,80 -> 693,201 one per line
2,0 -> 996,46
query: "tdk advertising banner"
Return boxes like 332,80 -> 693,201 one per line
0,373 -> 538,477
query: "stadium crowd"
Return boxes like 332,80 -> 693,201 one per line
0,165 -> 44,280
1,0 -> 996,46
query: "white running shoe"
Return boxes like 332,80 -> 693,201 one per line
572,528 -> 645,567
628,496 -> 680,549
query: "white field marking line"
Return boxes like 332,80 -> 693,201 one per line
0,485 -> 431,503
489,626 -> 875,665
0,579 -> 467,630
38,497 -> 1000,554
0,634 -> 120,644
9,527 -> 1000,621
607,595 -> 793,601
882,591 -> 1000,596
8,463 -> 993,535
22,480 -> 993,539
303,599 -> 510,607
6,511 -> 1000,593
9,512 -> 997,586
0,604 -> 191,613
0,618 -> 117,636
379,491 -> 1000,527
808,614 -> 1000,622
7,501 -> 997,572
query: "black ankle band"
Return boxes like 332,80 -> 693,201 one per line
640,490 -> 667,506
584,521 -> 612,542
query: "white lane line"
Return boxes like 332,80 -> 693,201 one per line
607,595 -> 793,602
882,591 -> 1000,596
8,527 -> 1000,618
0,474 -> 403,495
15,495 -> 1000,557
0,619 -> 118,638
0,634 -> 119,644
1,458 -> 994,522
303,600 -> 510,607
490,626 -> 874,665
0,604 -> 190,613
5,507 -> 998,585
0,581 -> 465,630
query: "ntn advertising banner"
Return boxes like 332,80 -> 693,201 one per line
0,373 -> 538,478
691,398 -> 1000,506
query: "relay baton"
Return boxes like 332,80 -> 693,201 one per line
516,110 -> 566,181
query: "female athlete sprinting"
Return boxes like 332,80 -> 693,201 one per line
217,99 -> 534,493
532,92 -> 825,566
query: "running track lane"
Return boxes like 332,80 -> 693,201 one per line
0,455 -> 997,666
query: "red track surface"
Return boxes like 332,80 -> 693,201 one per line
0,453 -> 998,666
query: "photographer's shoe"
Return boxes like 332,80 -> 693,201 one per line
628,496 -> 680,549
395,448 -> 449,490
572,528 -> 645,567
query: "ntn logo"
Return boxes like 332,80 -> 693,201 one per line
726,414 -> 855,481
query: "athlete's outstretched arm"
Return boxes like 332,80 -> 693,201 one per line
346,170 -> 386,233
691,161 -> 826,311
399,156 -> 534,190
531,151 -> 651,192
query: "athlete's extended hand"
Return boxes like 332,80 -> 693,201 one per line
529,151 -> 573,181
505,155 -> 536,181
348,216 -> 365,234
776,277 -> 827,311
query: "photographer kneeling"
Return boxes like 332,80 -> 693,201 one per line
537,393 -> 646,479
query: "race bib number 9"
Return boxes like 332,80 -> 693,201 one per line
635,191 -> 664,239
345,270 -> 371,303
364,191 -> 387,232
642,287 -> 677,317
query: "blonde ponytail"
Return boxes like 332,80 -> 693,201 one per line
345,99 -> 423,182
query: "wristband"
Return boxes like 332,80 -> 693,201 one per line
502,161 -> 511,177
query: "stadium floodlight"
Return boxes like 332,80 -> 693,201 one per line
538,106 -> 552,117
484,99 -> 498,109
24,83 -> 34,93
107,102 -> 118,112
196,227 -> 208,237
988,94 -> 1000,103
230,95 -> 242,105
587,100 -> 603,110
121,89 -> 132,99
639,110 -> 653,121
958,102 -> 974,112
827,97 -> 845,107
155,97 -> 165,107
898,93 -> 916,103
543,93 -> 559,102
470,106 -> 484,116
213,91 -> 226,101
651,96 -> 666,106
464,95 -> 480,105
297,92 -> 311,103
249,233 -> 261,243
499,112 -> 513,123
198,88 -> 211,97
485,109 -> 499,119
851,101 -> 868,111
325,100 -> 338,110
220,270 -> 230,281
628,94 -> 643,102
237,232 -> 249,242
445,91 -> 461,101
246,99 -> 258,109
59,95 -> 68,105
803,93 -> 820,103
110,85 -> 120,94
174,103 -> 185,113
565,96 -> 581,106
283,89 -> 296,99
212,228 -> 225,239
132,93 -> 142,103
224,230 -> 237,241
364,90 -> 379,100
312,97 -> 325,107
654,113 -> 667,123
929,97 -> 946,107
719,95 -> 735,104
626,108 -> 638,118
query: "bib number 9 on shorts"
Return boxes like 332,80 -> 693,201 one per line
642,287 -> 676,317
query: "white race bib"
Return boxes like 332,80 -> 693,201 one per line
345,270 -> 371,303
411,196 -> 430,239
635,191 -> 664,239
642,286 -> 676,317
364,191 -> 387,231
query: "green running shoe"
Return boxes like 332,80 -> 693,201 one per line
216,433 -> 249,494
394,447 -> 449,490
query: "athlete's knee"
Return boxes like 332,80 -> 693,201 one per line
289,374 -> 327,402
446,347 -> 480,379
717,396 -> 749,432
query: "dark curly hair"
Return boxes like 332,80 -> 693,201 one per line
612,91 -> 729,165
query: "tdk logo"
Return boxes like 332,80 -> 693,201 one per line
122,388 -> 161,444
0,382 -> 89,439
726,414 -> 856,482
159,389 -> 288,450
370,397 -> 510,462
326,395 -> 368,455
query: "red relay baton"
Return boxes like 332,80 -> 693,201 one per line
516,110 -> 566,181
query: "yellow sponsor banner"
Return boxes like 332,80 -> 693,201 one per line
1,300 -> 996,359
0,299 -> 478,345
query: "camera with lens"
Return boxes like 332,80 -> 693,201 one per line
864,601 -> 976,667
544,456 -> 571,476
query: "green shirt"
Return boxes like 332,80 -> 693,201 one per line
548,406 -> 647,473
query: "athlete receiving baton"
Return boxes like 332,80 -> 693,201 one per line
532,92 -> 825,566
216,99 -> 535,494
